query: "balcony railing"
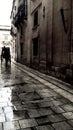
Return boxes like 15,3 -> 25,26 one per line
12,0 -> 27,27
10,27 -> 16,36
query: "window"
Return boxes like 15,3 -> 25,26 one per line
43,6 -> 45,18
4,35 -> 8,40
34,11 -> 38,27
33,37 -> 38,56
25,0 -> 27,15
21,26 -> 23,35
20,43 -> 23,56
15,6 -> 16,10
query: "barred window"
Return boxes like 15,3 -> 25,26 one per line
33,37 -> 38,56
34,11 -> 38,27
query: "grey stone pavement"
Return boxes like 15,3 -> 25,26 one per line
0,60 -> 73,130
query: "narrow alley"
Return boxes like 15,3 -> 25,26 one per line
0,61 -> 73,130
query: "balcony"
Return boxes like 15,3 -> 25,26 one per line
18,3 -> 27,20
12,1 -> 27,27
10,26 -> 17,36
12,13 -> 19,27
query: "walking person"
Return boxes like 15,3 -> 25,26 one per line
1,46 -> 11,67
1,46 -> 6,63
4,47 -> 11,67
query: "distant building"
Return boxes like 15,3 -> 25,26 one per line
0,26 -> 12,57
11,0 -> 73,81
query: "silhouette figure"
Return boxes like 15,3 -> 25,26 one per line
1,46 -> 11,67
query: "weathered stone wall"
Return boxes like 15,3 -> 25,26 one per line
52,0 -> 71,66
15,0 -> 73,79
24,0 -> 72,70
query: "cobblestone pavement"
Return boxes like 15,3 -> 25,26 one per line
0,61 -> 73,130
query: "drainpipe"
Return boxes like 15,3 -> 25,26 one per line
70,0 -> 72,65
46,0 -> 54,73
70,0 -> 73,77
51,0 -> 54,65
46,10 -> 48,72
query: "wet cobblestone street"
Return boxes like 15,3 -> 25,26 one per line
0,61 -> 73,130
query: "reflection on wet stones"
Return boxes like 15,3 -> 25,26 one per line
13,110 -> 30,119
11,82 -> 27,87
18,91 -> 41,103
35,116 -> 51,126
4,82 -> 27,88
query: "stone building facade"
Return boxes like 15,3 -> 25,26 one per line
11,0 -> 73,81
10,0 -> 18,60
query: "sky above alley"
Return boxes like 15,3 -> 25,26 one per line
0,0 -> 13,26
